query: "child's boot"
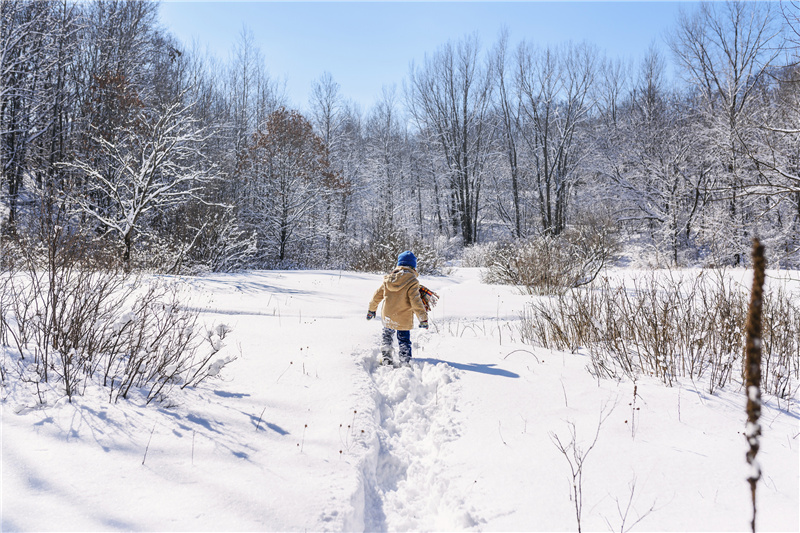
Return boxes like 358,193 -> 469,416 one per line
380,328 -> 395,365
397,331 -> 412,367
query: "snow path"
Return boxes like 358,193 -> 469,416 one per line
353,349 -> 477,532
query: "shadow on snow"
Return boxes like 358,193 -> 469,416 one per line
414,358 -> 519,378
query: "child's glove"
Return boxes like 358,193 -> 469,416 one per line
419,320 -> 429,329
366,310 -> 376,320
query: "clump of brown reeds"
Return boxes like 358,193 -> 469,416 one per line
520,262 -> 798,398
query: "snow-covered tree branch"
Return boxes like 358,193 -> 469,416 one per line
62,96 -> 216,264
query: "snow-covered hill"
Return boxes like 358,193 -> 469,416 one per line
2,268 -> 798,531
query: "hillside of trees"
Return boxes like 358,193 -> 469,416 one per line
2,0 -> 800,273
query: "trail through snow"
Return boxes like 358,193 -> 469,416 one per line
355,349 -> 477,532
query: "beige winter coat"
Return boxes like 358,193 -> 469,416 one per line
369,266 -> 428,331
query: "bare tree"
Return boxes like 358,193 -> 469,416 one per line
228,26 -> 258,155
365,85 -> 407,226
239,108 -> 337,265
598,55 -> 631,131
332,100 -> 366,241
669,0 -> 782,263
63,95 -> 215,265
738,63 -> 800,264
599,47 -> 709,266
783,0 -> 800,58
1,0 -> 62,234
310,71 -> 344,150
407,33 -> 495,245
78,0 -> 161,148
224,25 -> 285,196
516,41 -> 598,236
493,28 -> 526,238
732,6 -> 800,264
309,71 -> 350,261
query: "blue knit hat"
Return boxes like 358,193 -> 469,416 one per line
397,250 -> 417,269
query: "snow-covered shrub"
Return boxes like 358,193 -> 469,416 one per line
482,237 -> 566,294
122,206 -> 258,275
102,283 -> 235,403
0,229 -> 234,405
344,218 -> 445,275
521,269 -> 799,397
431,234 -> 463,265
460,242 -> 500,268
483,215 -> 621,294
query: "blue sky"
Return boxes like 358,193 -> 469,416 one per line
159,1 -> 693,112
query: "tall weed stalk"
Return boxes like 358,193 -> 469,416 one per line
744,239 -> 765,533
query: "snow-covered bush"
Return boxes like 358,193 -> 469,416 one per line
483,214 -> 621,294
482,237 -> 566,294
759,284 -> 800,398
100,283 -> 235,403
460,242 -> 500,268
133,209 -> 258,275
0,230 -> 234,405
190,212 -> 258,273
344,219 -> 445,275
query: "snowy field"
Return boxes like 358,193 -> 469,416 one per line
2,267 -> 798,532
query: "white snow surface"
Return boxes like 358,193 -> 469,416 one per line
2,268 -> 798,532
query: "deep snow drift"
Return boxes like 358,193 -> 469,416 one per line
2,268 -> 798,531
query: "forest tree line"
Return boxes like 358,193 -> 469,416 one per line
2,0 -> 800,273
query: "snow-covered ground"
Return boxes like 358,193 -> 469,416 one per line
2,268 -> 798,531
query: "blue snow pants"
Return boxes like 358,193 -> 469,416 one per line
382,327 -> 412,363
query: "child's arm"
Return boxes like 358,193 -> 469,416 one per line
368,284 -> 385,315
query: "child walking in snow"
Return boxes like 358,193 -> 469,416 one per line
367,251 -> 429,367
